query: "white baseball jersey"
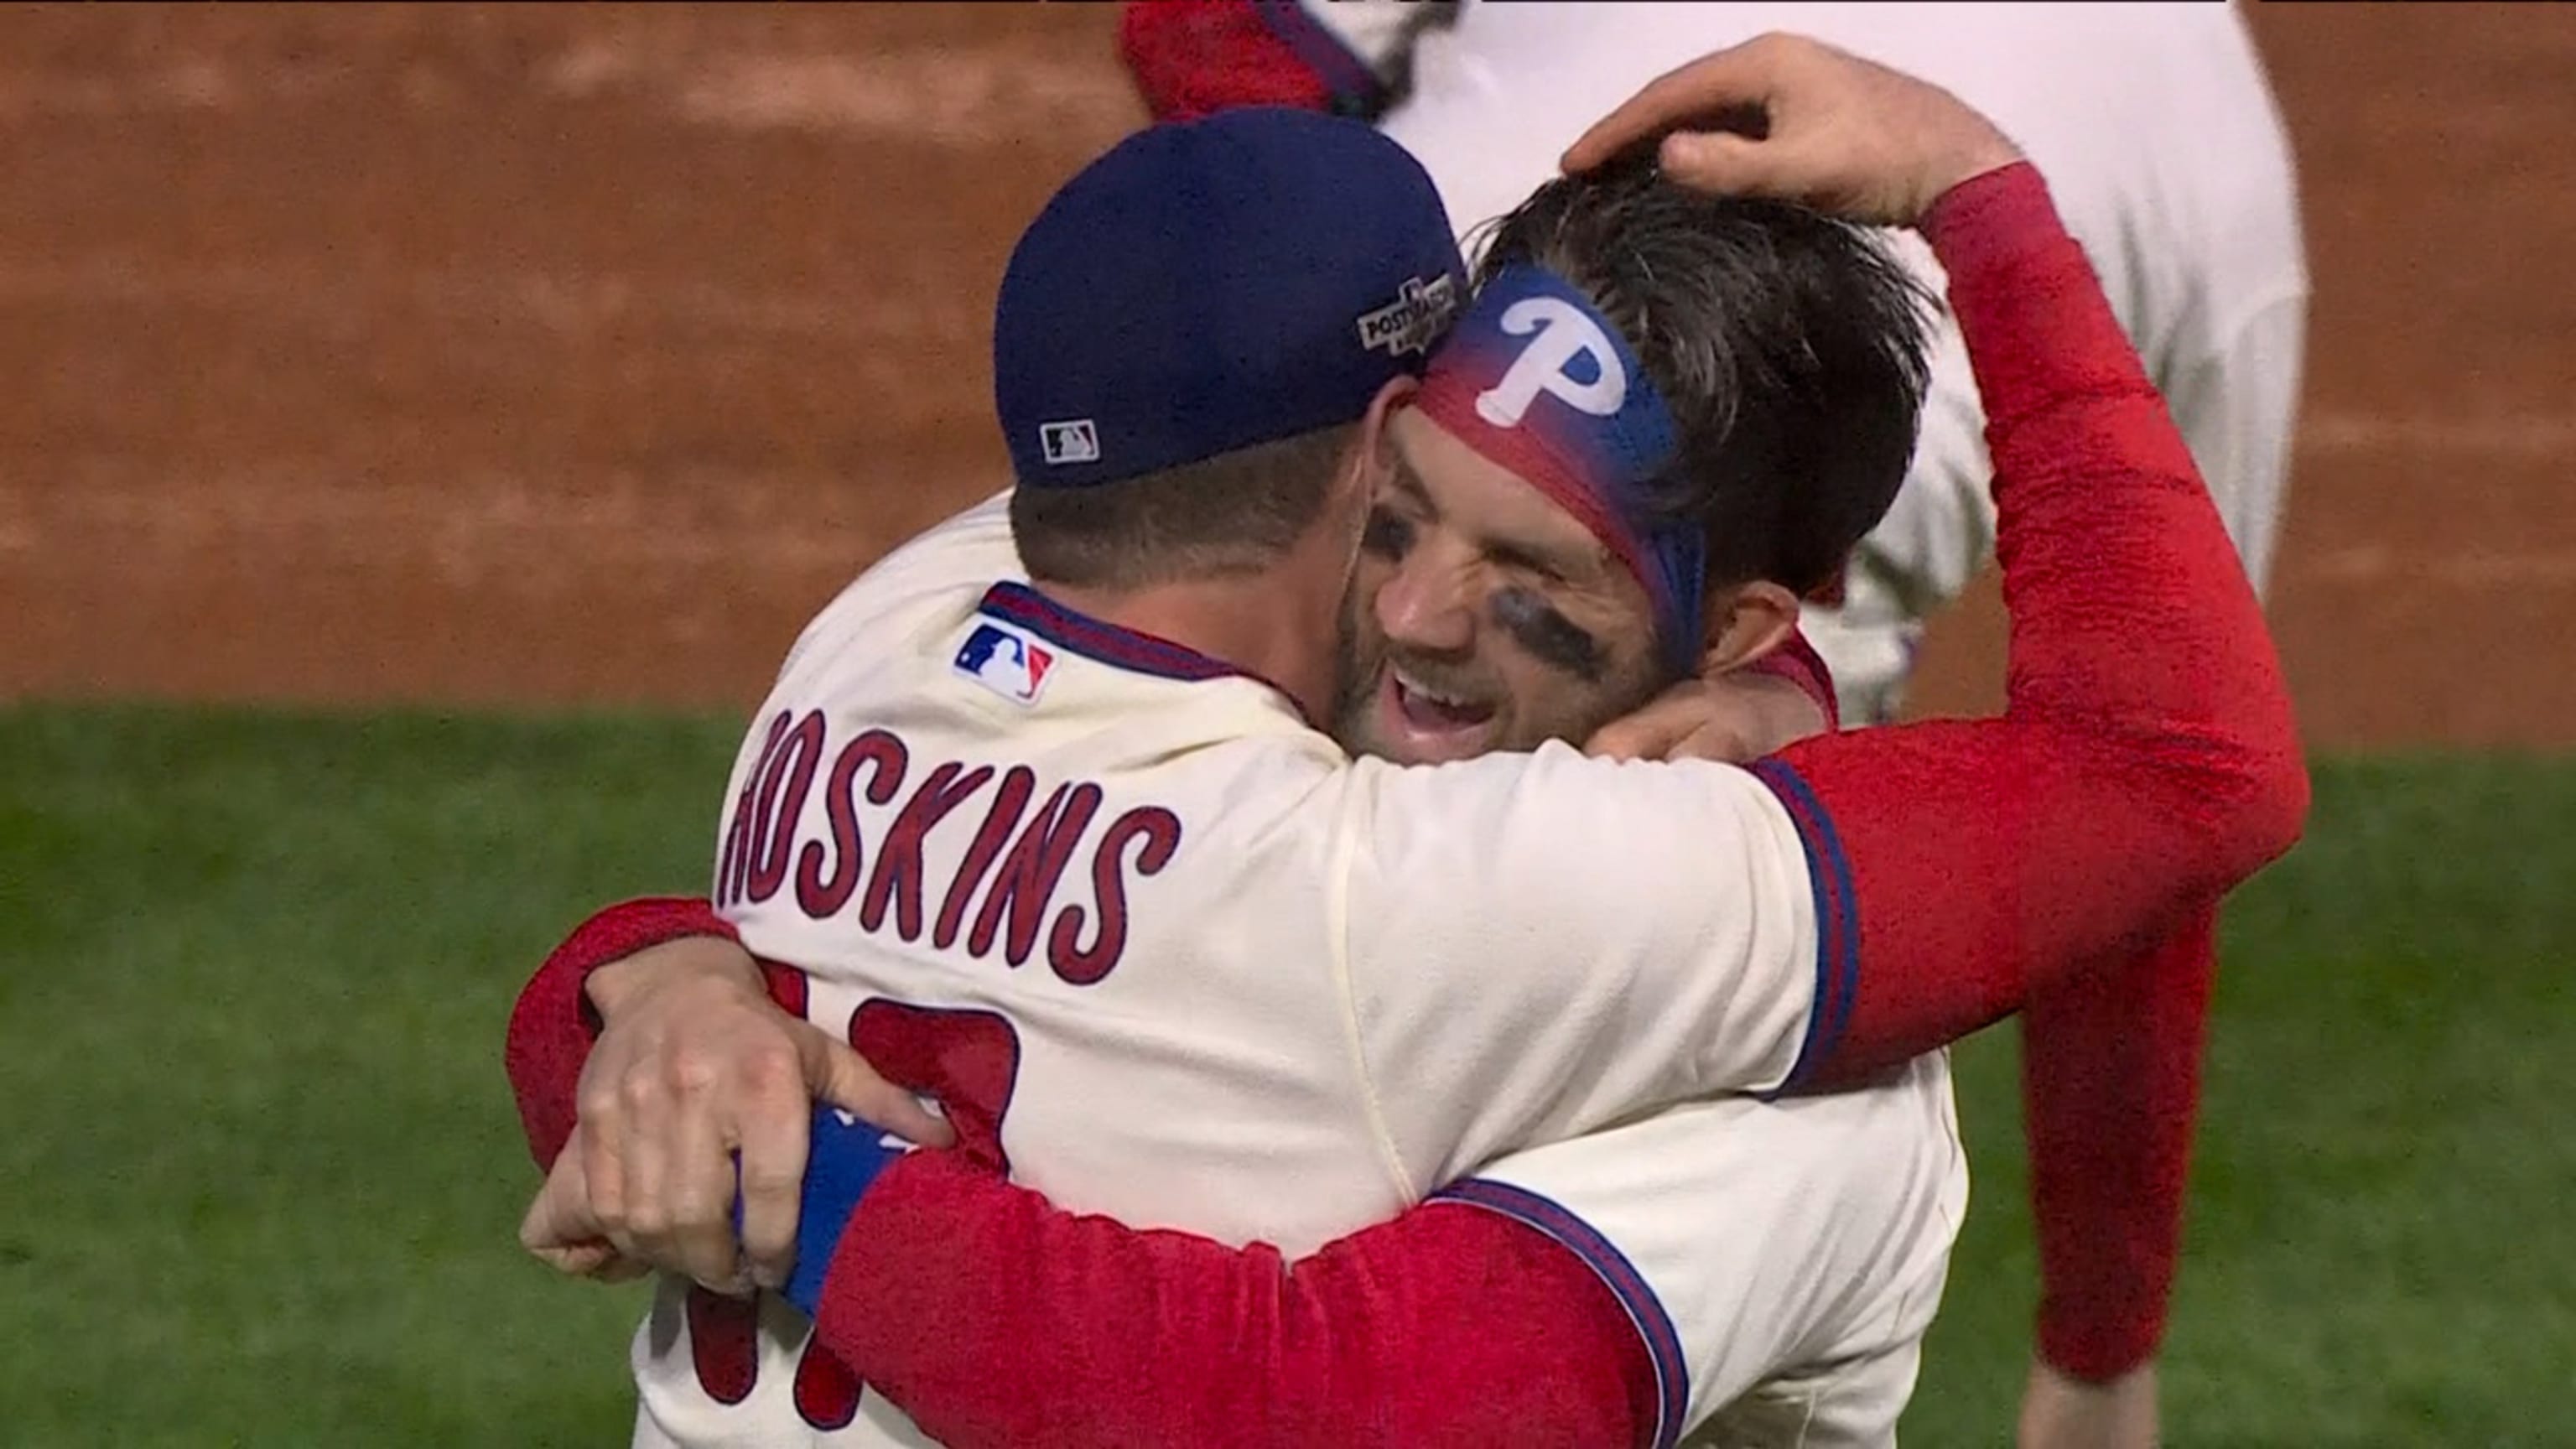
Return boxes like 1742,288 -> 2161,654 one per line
1445,1051 -> 1966,1448
1359,0 -> 2309,719
626,491 -> 1853,1446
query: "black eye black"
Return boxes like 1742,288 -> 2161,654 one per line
1492,588 -> 1607,683
1362,506 -> 1414,558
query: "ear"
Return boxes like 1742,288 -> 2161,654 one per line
1696,579 -> 1802,675
1348,374 -> 1420,498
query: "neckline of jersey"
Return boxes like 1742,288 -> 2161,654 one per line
976,582 -> 1316,727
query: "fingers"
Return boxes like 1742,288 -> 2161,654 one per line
1653,130 -> 1815,202
1588,675 -> 1819,765
610,1059 -> 678,1266
575,1098 -> 631,1258
1571,29 -> 2028,227
1561,37 -> 1785,175
555,965 -> 949,1295
1591,713 -> 1760,766
1583,710 -> 1685,762
802,1023 -> 955,1150
583,1038 -> 750,1291
587,1253 -> 654,1284
740,1026 -> 951,1288
531,1239 -> 636,1280
731,1041 -> 818,1291
1673,716 -> 1764,766
522,1146 -> 605,1262
527,1225 -> 651,1284
657,1079 -> 748,1293
1585,684 -> 1715,762
527,1128 -> 651,1283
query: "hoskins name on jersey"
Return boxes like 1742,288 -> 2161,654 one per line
715,708 -> 1183,986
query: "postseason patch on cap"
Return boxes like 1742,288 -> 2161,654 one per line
1356,273 -> 1460,359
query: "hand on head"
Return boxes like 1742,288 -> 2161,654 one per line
1561,32 -> 2024,227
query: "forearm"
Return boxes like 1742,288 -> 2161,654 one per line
1931,164 -> 2299,792
2023,904 -> 2215,1379
1779,164 -> 2305,1084
787,1150 -> 1649,1449
501,896 -> 743,1169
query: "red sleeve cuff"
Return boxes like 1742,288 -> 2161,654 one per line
502,896 -> 740,1171
1920,161 -> 2063,266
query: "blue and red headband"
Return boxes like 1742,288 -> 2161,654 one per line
1412,265 -> 1706,674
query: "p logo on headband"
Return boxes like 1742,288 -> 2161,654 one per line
1478,296 -> 1633,428
1414,265 -> 1708,675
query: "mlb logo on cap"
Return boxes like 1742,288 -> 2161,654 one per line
1040,418 -> 1101,466
954,621 -> 1057,705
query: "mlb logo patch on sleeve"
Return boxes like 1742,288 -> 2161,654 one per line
954,621 -> 1057,704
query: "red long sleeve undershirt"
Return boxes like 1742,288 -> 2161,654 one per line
503,164 -> 2303,1442
1771,164 -> 2303,1080
2020,901 -> 2218,1378
1757,161 -> 2299,1376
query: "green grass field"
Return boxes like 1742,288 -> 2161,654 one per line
3,703 -> 2568,1446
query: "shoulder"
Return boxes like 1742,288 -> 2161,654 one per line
779,490 -> 1023,679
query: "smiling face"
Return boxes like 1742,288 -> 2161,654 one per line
1329,407 -> 1672,765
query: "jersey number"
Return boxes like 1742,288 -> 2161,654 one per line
687,996 -> 1024,1431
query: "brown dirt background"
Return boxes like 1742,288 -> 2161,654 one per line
1,3 -> 2568,749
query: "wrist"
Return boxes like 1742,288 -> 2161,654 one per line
1938,139 -> 2025,202
1918,159 -> 2062,275
783,1103 -> 912,1317
2019,1357 -> 2158,1449
1743,630 -> 1839,732
1745,668 -> 1832,749
584,934 -> 765,1021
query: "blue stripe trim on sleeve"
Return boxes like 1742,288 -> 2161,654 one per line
1430,1178 -> 1686,1449
1748,759 -> 1860,1093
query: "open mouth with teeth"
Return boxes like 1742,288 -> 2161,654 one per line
1375,665 -> 1501,761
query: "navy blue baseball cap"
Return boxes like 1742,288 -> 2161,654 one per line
995,106 -> 1467,490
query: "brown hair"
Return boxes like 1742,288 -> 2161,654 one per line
1468,153 -> 1935,595
1010,423 -> 1358,588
